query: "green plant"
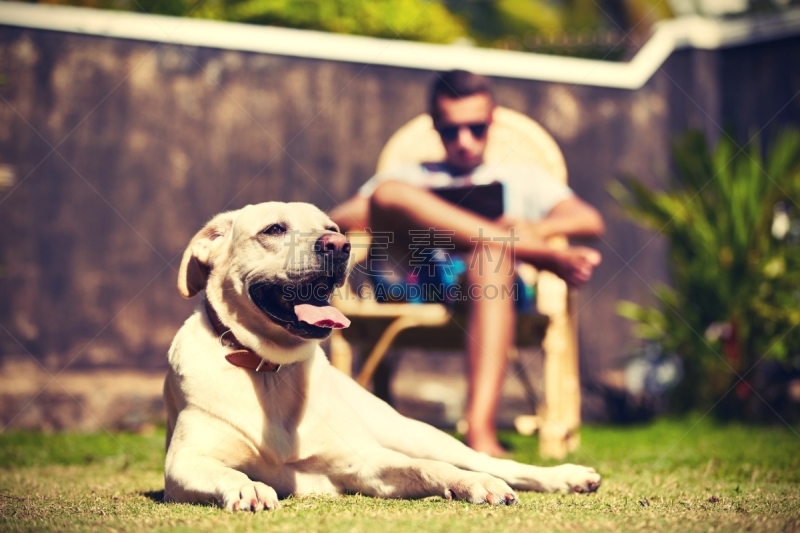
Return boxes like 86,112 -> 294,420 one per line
610,129 -> 800,416
229,0 -> 465,43
39,0 -> 675,56
46,0 -> 466,44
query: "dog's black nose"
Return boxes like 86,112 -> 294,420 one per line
314,233 -> 351,260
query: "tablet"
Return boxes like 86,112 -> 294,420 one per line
429,181 -> 504,220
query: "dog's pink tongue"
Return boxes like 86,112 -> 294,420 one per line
294,304 -> 351,329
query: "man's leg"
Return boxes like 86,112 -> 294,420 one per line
367,180 -> 598,454
463,245 -> 516,456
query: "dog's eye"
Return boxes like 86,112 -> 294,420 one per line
325,227 -> 340,234
263,224 -> 286,236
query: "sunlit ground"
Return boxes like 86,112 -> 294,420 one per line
1,418 -> 798,532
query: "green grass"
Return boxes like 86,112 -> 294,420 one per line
1,419 -> 799,532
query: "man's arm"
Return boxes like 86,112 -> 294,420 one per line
329,195 -> 370,232
505,196 -> 605,241
332,190 -> 605,242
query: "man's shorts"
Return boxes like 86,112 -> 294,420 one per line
370,254 -> 536,313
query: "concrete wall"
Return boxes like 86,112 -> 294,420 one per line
0,10 -> 798,408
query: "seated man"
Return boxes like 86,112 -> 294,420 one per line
330,69 -> 605,457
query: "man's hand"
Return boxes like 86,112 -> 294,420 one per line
549,247 -> 602,287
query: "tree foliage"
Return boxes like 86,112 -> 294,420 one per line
35,0 -> 673,54
44,0 -> 466,44
226,0 -> 465,43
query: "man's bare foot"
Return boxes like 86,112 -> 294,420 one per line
466,429 -> 509,458
549,247 -> 602,287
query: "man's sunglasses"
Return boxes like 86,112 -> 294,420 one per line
436,122 -> 489,143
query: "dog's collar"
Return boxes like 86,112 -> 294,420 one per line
204,299 -> 282,373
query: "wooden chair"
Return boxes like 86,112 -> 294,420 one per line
329,107 -> 581,459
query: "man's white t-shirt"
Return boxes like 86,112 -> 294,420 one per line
358,162 -> 573,222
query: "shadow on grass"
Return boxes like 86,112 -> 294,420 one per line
143,490 -> 164,503
143,490 -> 218,508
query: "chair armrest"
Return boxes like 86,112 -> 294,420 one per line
536,235 -> 570,317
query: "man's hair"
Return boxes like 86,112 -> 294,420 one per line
428,70 -> 494,122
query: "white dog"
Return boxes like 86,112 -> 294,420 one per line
163,202 -> 600,511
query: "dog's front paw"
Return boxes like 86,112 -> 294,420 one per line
222,482 -> 280,512
445,473 -> 518,505
547,464 -> 601,494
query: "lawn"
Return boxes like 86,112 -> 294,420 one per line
1,419 -> 798,532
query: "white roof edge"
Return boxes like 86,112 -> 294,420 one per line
1,2 -> 799,90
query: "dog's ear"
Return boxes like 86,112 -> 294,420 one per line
177,211 -> 237,298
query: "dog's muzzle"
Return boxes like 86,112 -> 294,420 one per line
248,233 -> 352,340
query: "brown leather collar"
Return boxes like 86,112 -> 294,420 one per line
205,299 -> 282,373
